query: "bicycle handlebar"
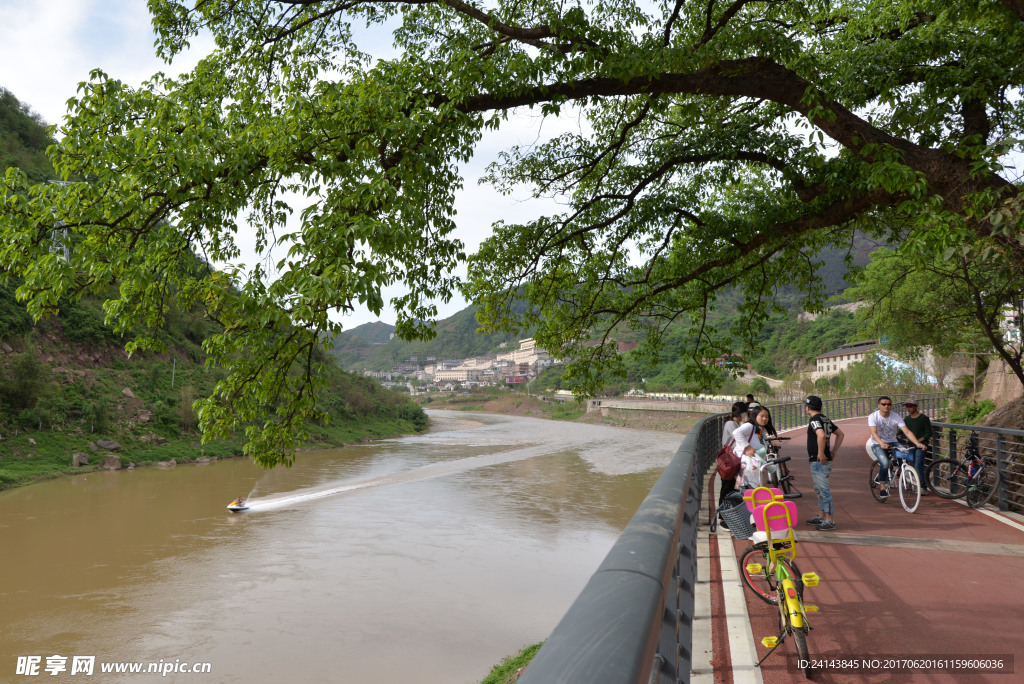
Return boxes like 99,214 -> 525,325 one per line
765,436 -> 791,442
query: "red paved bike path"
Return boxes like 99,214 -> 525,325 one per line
722,418 -> 1024,683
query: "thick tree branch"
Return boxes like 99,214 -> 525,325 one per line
452,57 -> 1017,213
999,0 -> 1024,22
962,97 -> 991,142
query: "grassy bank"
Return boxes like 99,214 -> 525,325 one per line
480,642 -> 543,684
0,414 -> 425,491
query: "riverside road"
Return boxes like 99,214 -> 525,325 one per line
697,418 -> 1024,684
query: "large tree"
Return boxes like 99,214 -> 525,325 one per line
1,0 -> 1022,465
847,247 -> 1024,386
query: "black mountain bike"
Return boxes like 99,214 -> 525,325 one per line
925,431 -> 1001,508
764,436 -> 802,500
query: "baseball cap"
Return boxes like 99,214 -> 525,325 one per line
805,395 -> 823,411
904,401 -> 918,407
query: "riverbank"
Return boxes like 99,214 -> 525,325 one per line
421,393 -> 702,434
480,642 -> 543,684
0,415 -> 427,491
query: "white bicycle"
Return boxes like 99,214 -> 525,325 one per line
867,442 -> 921,513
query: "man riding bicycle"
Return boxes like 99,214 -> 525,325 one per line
867,396 -> 927,501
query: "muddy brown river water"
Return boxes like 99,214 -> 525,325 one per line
0,410 -> 684,683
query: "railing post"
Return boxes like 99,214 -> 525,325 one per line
996,434 -> 1008,512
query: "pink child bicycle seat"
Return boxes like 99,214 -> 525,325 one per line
743,486 -> 785,514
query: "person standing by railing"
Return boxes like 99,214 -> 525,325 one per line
805,395 -> 844,531
735,405 -> 773,488
718,401 -> 749,511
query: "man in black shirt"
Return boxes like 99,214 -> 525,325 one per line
805,395 -> 845,531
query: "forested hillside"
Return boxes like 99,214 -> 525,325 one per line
0,88 -> 55,182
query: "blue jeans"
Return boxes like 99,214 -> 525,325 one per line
810,460 -> 834,515
912,447 -> 928,491
871,442 -> 898,485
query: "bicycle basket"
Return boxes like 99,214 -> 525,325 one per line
891,445 -> 914,461
719,499 -> 755,539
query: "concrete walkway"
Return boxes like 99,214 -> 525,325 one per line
694,417 -> 1024,683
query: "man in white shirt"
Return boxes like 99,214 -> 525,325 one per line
867,396 -> 927,500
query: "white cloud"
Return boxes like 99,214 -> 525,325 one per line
0,0 -> 211,127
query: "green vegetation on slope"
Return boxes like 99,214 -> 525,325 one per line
0,306 -> 427,489
332,234 -> 879,378
479,642 -> 543,684
0,325 -> 427,489
0,87 -> 55,182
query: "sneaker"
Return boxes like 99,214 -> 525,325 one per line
921,488 -> 931,496
805,516 -> 825,526
879,489 -> 889,501
816,520 -> 836,531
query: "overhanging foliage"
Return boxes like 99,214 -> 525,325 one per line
0,0 -> 1022,465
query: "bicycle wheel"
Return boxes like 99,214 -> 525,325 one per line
739,544 -> 778,604
739,545 -> 803,605
898,464 -> 921,513
777,461 -> 793,497
792,627 -> 811,678
927,459 -> 968,499
869,461 -> 886,502
966,464 -> 1001,509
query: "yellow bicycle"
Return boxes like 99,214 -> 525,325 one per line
741,487 -> 821,678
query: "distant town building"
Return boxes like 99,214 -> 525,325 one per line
435,367 -> 485,383
798,301 -> 867,322
363,370 -> 397,381
366,337 -> 555,389
814,340 -> 879,377
704,353 -> 746,370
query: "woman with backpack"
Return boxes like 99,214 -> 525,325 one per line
718,401 -> 749,512
734,405 -> 774,489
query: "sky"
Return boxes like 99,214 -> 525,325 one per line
0,0 -> 561,330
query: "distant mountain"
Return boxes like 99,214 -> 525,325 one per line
329,305 -> 526,370
329,234 -> 886,373
0,87 -> 55,182
344,321 -> 395,344
816,231 -> 890,297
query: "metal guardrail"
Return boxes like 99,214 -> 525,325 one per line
928,422 -> 1024,513
518,412 -> 725,684
767,393 -> 948,432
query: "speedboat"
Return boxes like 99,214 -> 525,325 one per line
227,499 -> 249,512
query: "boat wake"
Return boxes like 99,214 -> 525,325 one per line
234,442 -> 554,513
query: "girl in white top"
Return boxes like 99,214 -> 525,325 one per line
734,406 -> 773,489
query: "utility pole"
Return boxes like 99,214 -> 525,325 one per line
953,350 -> 987,395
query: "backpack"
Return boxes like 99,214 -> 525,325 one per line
716,441 -> 741,480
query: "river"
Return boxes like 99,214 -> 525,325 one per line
0,410 -> 684,683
